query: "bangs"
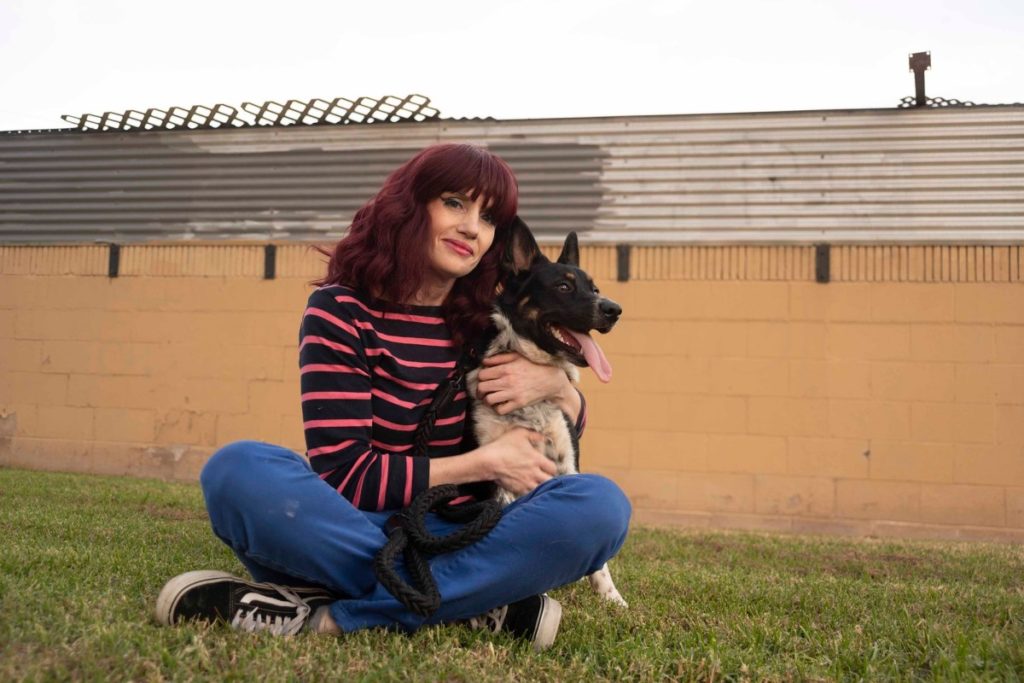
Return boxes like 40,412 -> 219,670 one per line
413,144 -> 519,228
464,154 -> 519,227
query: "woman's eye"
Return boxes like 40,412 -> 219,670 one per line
443,197 -> 463,210
481,212 -> 496,226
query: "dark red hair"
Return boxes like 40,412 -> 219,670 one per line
315,143 -> 519,348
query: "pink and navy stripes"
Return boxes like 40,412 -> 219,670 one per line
300,285 -> 464,511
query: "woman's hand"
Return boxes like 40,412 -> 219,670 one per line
481,427 -> 556,496
475,352 -> 580,420
428,427 -> 555,493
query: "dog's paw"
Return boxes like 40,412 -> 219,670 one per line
587,565 -> 627,608
602,590 -> 629,609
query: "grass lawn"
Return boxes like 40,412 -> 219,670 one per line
1,467 -> 1022,682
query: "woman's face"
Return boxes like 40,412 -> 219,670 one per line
423,191 -> 497,286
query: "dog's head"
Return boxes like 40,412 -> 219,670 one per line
496,217 -> 622,383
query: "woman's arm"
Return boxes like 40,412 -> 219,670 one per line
300,288 -> 433,510
474,352 -> 582,423
428,427 -> 557,495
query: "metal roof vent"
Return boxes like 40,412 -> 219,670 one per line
898,52 -> 976,108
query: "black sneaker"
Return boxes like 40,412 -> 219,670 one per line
467,594 -> 562,651
155,570 -> 335,636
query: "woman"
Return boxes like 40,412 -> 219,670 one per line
155,143 -> 631,650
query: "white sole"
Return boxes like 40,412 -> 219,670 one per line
532,597 -> 562,652
154,570 -> 243,626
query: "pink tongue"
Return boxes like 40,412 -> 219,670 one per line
566,329 -> 613,383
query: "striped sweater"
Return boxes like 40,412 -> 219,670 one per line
299,284 -> 587,512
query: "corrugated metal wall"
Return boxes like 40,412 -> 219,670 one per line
1,105 -> 1022,244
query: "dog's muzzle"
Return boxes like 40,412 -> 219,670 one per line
598,298 -> 622,330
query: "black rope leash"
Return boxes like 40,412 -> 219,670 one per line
373,342 -> 501,617
374,485 -> 501,617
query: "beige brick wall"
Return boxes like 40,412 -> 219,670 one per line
2,244 -> 1023,541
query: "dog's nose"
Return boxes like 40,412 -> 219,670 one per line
599,299 -> 622,321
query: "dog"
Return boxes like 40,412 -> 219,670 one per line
466,218 -> 627,607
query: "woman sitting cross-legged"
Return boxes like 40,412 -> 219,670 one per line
154,143 -> 631,651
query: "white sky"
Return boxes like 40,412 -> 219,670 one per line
0,0 -> 1021,131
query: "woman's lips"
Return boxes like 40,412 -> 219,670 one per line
444,239 -> 473,257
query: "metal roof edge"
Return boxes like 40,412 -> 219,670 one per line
464,103 -> 1024,127
4,102 -> 1023,137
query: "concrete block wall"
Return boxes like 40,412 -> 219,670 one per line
0,244 -> 322,481
1,243 -> 1022,541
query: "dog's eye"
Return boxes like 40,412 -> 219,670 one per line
593,286 -> 600,294
557,282 -> 572,292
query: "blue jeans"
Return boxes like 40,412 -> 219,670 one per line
200,440 -> 631,634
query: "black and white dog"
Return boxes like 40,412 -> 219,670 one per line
467,218 -> 627,607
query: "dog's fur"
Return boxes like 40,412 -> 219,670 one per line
466,219 -> 627,607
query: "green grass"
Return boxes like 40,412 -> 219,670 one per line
1,467 -> 1022,682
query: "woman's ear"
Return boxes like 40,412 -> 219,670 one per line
504,217 -> 546,275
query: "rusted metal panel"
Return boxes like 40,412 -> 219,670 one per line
1,105 -> 1022,244
118,245 -> 265,277
0,244 -> 108,275
831,245 -> 1024,282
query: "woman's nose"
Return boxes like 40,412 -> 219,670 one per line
459,213 -> 480,236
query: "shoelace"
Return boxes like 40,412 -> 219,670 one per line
467,604 -> 508,633
230,586 -> 310,636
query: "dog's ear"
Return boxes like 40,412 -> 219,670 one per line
556,231 -> 580,267
504,216 -> 547,274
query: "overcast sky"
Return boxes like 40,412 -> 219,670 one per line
1,0 -> 1021,131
